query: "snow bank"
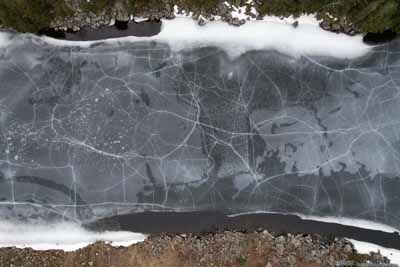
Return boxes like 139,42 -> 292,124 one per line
0,32 -> 11,48
296,214 -> 399,234
0,221 -> 146,251
37,15 -> 370,60
157,18 -> 369,59
348,239 -> 400,265
228,211 -> 399,233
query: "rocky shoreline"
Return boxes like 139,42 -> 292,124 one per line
0,229 -> 392,267
50,0 -> 359,36
1,0 -> 398,38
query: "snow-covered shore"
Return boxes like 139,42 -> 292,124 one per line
349,239 -> 400,265
1,14 -> 371,61
0,222 -> 146,251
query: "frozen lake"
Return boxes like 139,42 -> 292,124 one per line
0,24 -> 400,233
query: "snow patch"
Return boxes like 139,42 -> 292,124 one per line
133,17 -> 148,23
0,221 -> 146,251
296,214 -> 399,234
0,32 -> 11,48
348,239 -> 400,265
228,211 -> 399,233
158,18 -> 369,59
227,3 -> 248,21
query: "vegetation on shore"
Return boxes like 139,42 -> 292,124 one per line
80,0 -> 116,14
259,0 -> 400,33
0,0 -> 399,33
0,0 -> 72,32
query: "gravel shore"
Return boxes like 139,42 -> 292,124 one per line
0,230 -> 391,267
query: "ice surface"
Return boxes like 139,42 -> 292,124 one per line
0,28 -> 399,231
0,221 -> 146,251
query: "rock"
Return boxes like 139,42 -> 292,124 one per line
275,236 -> 286,244
166,13 -> 175,20
116,11 -> 130,22
198,17 -> 207,26
311,250 -> 317,257
262,230 -> 274,240
276,244 -> 285,256
320,21 -> 330,31
331,23 -> 341,32
343,244 -> 353,253
290,237 -> 301,248
369,251 -> 389,263
292,21 -> 299,28
287,255 -> 296,266
230,17 -> 241,26
192,12 -> 200,20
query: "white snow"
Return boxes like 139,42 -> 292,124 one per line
348,239 -> 400,265
159,18 -> 370,59
296,214 -> 399,234
227,3 -> 248,21
109,18 -> 116,26
133,17 -> 148,23
0,221 -> 146,251
228,211 -> 399,233
0,32 -> 11,48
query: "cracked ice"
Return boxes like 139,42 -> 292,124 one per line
0,32 -> 400,230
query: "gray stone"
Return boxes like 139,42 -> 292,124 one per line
230,17 -> 241,26
198,18 -> 207,26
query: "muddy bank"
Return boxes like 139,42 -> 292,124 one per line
0,230 -> 390,267
86,212 -> 400,251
